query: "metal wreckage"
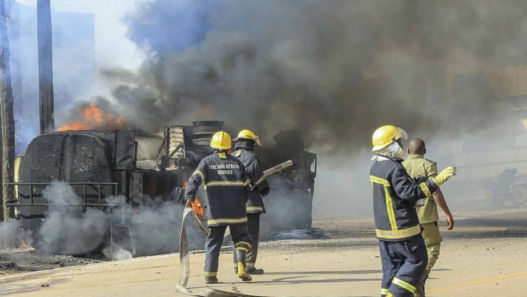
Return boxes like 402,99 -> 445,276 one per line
4,121 -> 317,258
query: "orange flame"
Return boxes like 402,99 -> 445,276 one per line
21,239 -> 27,248
192,198 -> 204,219
57,121 -> 90,131
58,103 -> 127,132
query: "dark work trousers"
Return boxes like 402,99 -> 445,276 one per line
232,214 -> 260,266
379,235 -> 428,297
247,213 -> 261,266
205,223 -> 250,274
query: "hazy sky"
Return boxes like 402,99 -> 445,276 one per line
17,0 -> 145,70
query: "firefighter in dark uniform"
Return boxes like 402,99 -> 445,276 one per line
184,131 -> 252,284
232,129 -> 270,275
370,125 -> 456,297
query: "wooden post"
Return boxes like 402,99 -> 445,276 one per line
0,0 -> 16,221
38,0 -> 55,134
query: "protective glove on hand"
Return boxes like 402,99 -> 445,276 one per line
432,166 -> 457,186
260,186 -> 270,197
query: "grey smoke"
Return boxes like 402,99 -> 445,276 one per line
38,183 -> 110,255
56,1 -> 527,219
82,0 -> 527,153
264,174 -> 314,232
118,0 -> 527,218
33,183 -> 204,257
0,219 -> 20,249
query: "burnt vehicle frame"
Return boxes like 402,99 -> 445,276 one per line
4,122 -> 317,255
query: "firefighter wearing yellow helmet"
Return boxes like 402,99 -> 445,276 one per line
232,129 -> 269,275
185,131 -> 253,284
235,129 -> 262,146
369,125 -> 456,297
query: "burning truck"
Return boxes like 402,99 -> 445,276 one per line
5,120 -> 317,257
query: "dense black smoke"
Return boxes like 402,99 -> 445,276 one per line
49,1 -> 527,219
88,0 -> 527,154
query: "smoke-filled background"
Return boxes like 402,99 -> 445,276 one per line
111,0 -> 527,217
10,0 -> 527,218
108,0 -> 527,138
1,183 -> 205,255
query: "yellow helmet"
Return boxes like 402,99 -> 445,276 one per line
372,125 -> 408,152
234,129 -> 261,146
210,131 -> 232,150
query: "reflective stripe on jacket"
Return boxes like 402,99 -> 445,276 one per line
370,156 -> 437,241
233,142 -> 268,214
184,152 -> 249,227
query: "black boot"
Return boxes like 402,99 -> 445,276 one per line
246,264 -> 264,275
235,249 -> 252,281
205,276 -> 218,284
205,271 -> 218,284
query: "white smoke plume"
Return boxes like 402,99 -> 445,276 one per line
0,220 -> 20,249
28,183 -> 204,257
38,183 -> 109,255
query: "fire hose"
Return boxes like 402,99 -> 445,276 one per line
176,204 -> 206,296
176,205 -> 265,297
176,160 -> 294,296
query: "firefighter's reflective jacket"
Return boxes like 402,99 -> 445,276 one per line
233,142 -> 269,214
370,156 -> 437,241
185,152 -> 250,227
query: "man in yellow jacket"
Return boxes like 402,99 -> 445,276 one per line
403,138 -> 455,296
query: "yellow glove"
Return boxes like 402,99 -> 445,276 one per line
432,166 -> 457,186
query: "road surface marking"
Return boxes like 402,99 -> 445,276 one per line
429,271 -> 527,293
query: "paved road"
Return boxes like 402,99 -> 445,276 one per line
0,208 -> 526,297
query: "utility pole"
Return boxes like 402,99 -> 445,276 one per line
0,0 -> 16,221
7,0 -> 23,150
38,0 -> 54,134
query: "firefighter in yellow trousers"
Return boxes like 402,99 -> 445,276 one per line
403,138 -> 454,296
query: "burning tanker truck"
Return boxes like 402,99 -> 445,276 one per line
5,121 -> 316,257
